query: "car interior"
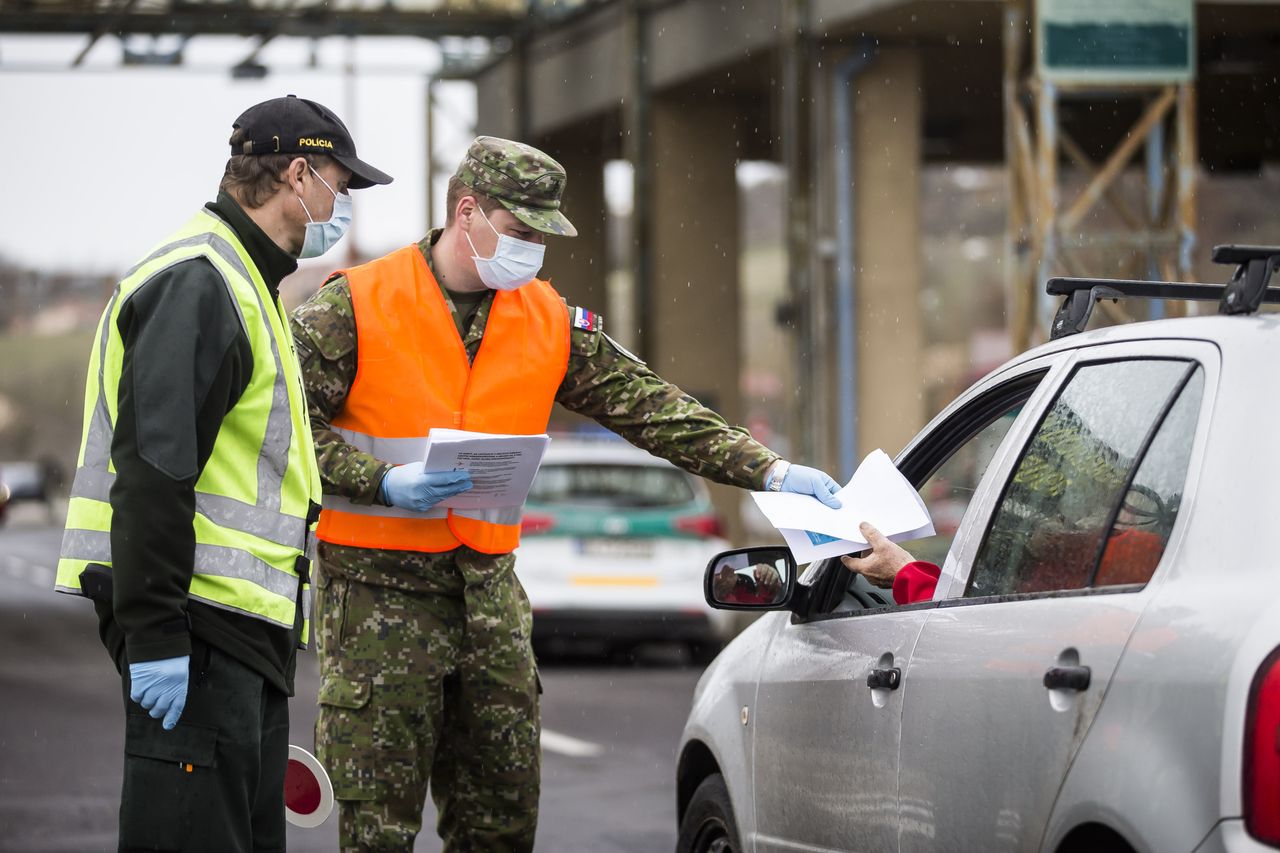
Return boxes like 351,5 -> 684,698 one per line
798,370 -> 1049,618
801,359 -> 1200,617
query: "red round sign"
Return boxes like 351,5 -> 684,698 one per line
284,745 -> 333,828
285,758 -> 323,815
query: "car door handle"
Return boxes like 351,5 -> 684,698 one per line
1043,665 -> 1091,691
867,667 -> 901,691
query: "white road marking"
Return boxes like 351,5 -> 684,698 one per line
540,728 -> 604,758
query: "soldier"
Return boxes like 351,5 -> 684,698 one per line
291,136 -> 842,852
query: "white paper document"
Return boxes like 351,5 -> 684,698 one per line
423,429 -> 550,510
751,449 -> 934,563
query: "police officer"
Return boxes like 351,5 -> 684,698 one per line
54,95 -> 391,851
291,136 -> 841,853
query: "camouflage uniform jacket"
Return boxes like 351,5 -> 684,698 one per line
291,230 -> 779,590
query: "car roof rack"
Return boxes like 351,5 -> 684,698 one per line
1047,244 -> 1280,340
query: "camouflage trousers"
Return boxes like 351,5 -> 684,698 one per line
314,546 -> 540,853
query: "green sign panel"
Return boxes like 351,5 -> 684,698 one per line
1037,0 -> 1195,83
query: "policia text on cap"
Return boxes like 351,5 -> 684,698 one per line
291,135 -> 842,852
54,94 -> 390,852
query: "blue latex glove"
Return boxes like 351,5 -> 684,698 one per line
129,655 -> 190,730
380,463 -> 473,512
782,465 -> 843,509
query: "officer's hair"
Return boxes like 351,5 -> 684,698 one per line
220,128 -> 336,209
445,176 -> 505,225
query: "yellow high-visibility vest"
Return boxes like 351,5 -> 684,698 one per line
55,209 -> 323,643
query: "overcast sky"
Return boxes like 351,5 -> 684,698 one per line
0,34 -> 480,274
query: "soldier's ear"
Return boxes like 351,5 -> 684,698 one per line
455,196 -> 478,230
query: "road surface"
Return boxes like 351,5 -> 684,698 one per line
0,521 -> 704,852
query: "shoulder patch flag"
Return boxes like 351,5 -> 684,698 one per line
572,306 -> 600,333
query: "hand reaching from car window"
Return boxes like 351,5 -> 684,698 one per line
841,522 -> 915,588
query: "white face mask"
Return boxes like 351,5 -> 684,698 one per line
296,166 -> 352,259
465,206 -> 545,291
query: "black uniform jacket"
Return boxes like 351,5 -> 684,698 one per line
99,192 -> 302,695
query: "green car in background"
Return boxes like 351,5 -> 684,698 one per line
518,437 -> 733,662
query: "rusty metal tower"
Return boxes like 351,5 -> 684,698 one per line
1004,0 -> 1199,350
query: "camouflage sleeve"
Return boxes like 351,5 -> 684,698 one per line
290,278 -> 391,505
555,315 -> 780,491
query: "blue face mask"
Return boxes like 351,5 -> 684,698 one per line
296,166 -> 352,259
465,206 -> 546,291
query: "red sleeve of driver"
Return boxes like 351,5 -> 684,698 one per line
892,561 -> 942,605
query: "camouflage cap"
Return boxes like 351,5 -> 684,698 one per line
454,136 -> 578,237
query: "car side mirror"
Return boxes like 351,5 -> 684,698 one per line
704,547 -> 797,611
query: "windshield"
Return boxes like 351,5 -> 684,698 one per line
528,463 -> 697,509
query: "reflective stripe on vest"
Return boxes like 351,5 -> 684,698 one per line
315,245 -> 569,555
54,211 -> 321,638
67,467 -> 308,548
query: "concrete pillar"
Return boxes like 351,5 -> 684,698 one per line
852,49 -> 925,460
473,54 -> 522,140
539,130 -> 609,313
649,93 -> 746,539
649,94 -> 741,423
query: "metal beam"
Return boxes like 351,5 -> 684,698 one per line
1033,77 -> 1058,335
1009,0 -> 1198,344
1005,0 -> 1036,353
833,43 -> 878,482
1176,84 -> 1198,275
623,0 -> 652,359
70,0 -> 138,67
780,0 -> 814,462
1059,87 -> 1176,232
233,2 -> 298,75
0,8 -> 518,38
1058,130 -> 1143,231
425,75 -> 437,230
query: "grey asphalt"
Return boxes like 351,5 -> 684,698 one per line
0,520 -> 702,852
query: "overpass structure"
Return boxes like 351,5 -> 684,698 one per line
6,0 -> 1279,498
0,0 -> 585,69
473,0 -> 1280,479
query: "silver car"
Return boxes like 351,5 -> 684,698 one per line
677,311 -> 1280,852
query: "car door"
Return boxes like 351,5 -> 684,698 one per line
748,356 -> 1064,853
896,340 -> 1216,853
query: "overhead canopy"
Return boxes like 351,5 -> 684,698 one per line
0,0 -> 598,39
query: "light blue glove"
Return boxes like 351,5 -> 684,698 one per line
782,464 -> 843,509
380,462 -> 473,512
129,655 -> 189,731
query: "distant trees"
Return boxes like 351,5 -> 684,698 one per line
0,254 -> 113,335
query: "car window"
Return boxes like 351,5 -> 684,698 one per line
967,360 -> 1200,598
527,463 -> 696,508
824,371 -> 1046,614
907,405 -> 1022,568
1092,369 -> 1203,587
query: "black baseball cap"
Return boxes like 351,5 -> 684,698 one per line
231,95 -> 393,190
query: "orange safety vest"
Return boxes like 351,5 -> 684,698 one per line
315,245 -> 570,554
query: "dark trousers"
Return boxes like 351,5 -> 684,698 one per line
118,639 -> 289,853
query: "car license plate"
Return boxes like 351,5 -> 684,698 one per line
570,575 -> 659,587
577,538 -> 655,559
